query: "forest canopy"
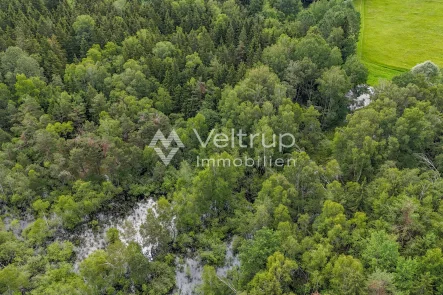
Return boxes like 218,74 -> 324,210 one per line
1,0 -> 443,295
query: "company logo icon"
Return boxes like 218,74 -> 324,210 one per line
148,129 -> 184,165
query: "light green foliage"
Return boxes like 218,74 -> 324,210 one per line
73,15 -> 96,56
316,66 -> 351,128
239,228 -> 281,286
394,257 -> 419,293
0,264 -> 30,294
329,255 -> 365,295
248,252 -> 298,295
80,250 -> 113,293
46,241 -> 74,262
252,174 -> 296,229
363,230 -> 399,272
154,87 -> 173,114
283,151 -> 324,213
46,121 -> 74,136
153,41 -> 178,59
198,265 -> 233,295
0,0 -> 442,294
0,47 -> 43,85
22,218 -> 52,245
419,248 -> 443,293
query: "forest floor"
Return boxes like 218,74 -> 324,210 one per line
354,0 -> 443,84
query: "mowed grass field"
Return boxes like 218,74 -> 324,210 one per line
354,0 -> 443,84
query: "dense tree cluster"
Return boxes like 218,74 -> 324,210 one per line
1,0 -> 443,294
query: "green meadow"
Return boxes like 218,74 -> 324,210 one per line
355,0 -> 443,84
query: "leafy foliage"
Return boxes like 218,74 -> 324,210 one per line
0,0 -> 442,295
